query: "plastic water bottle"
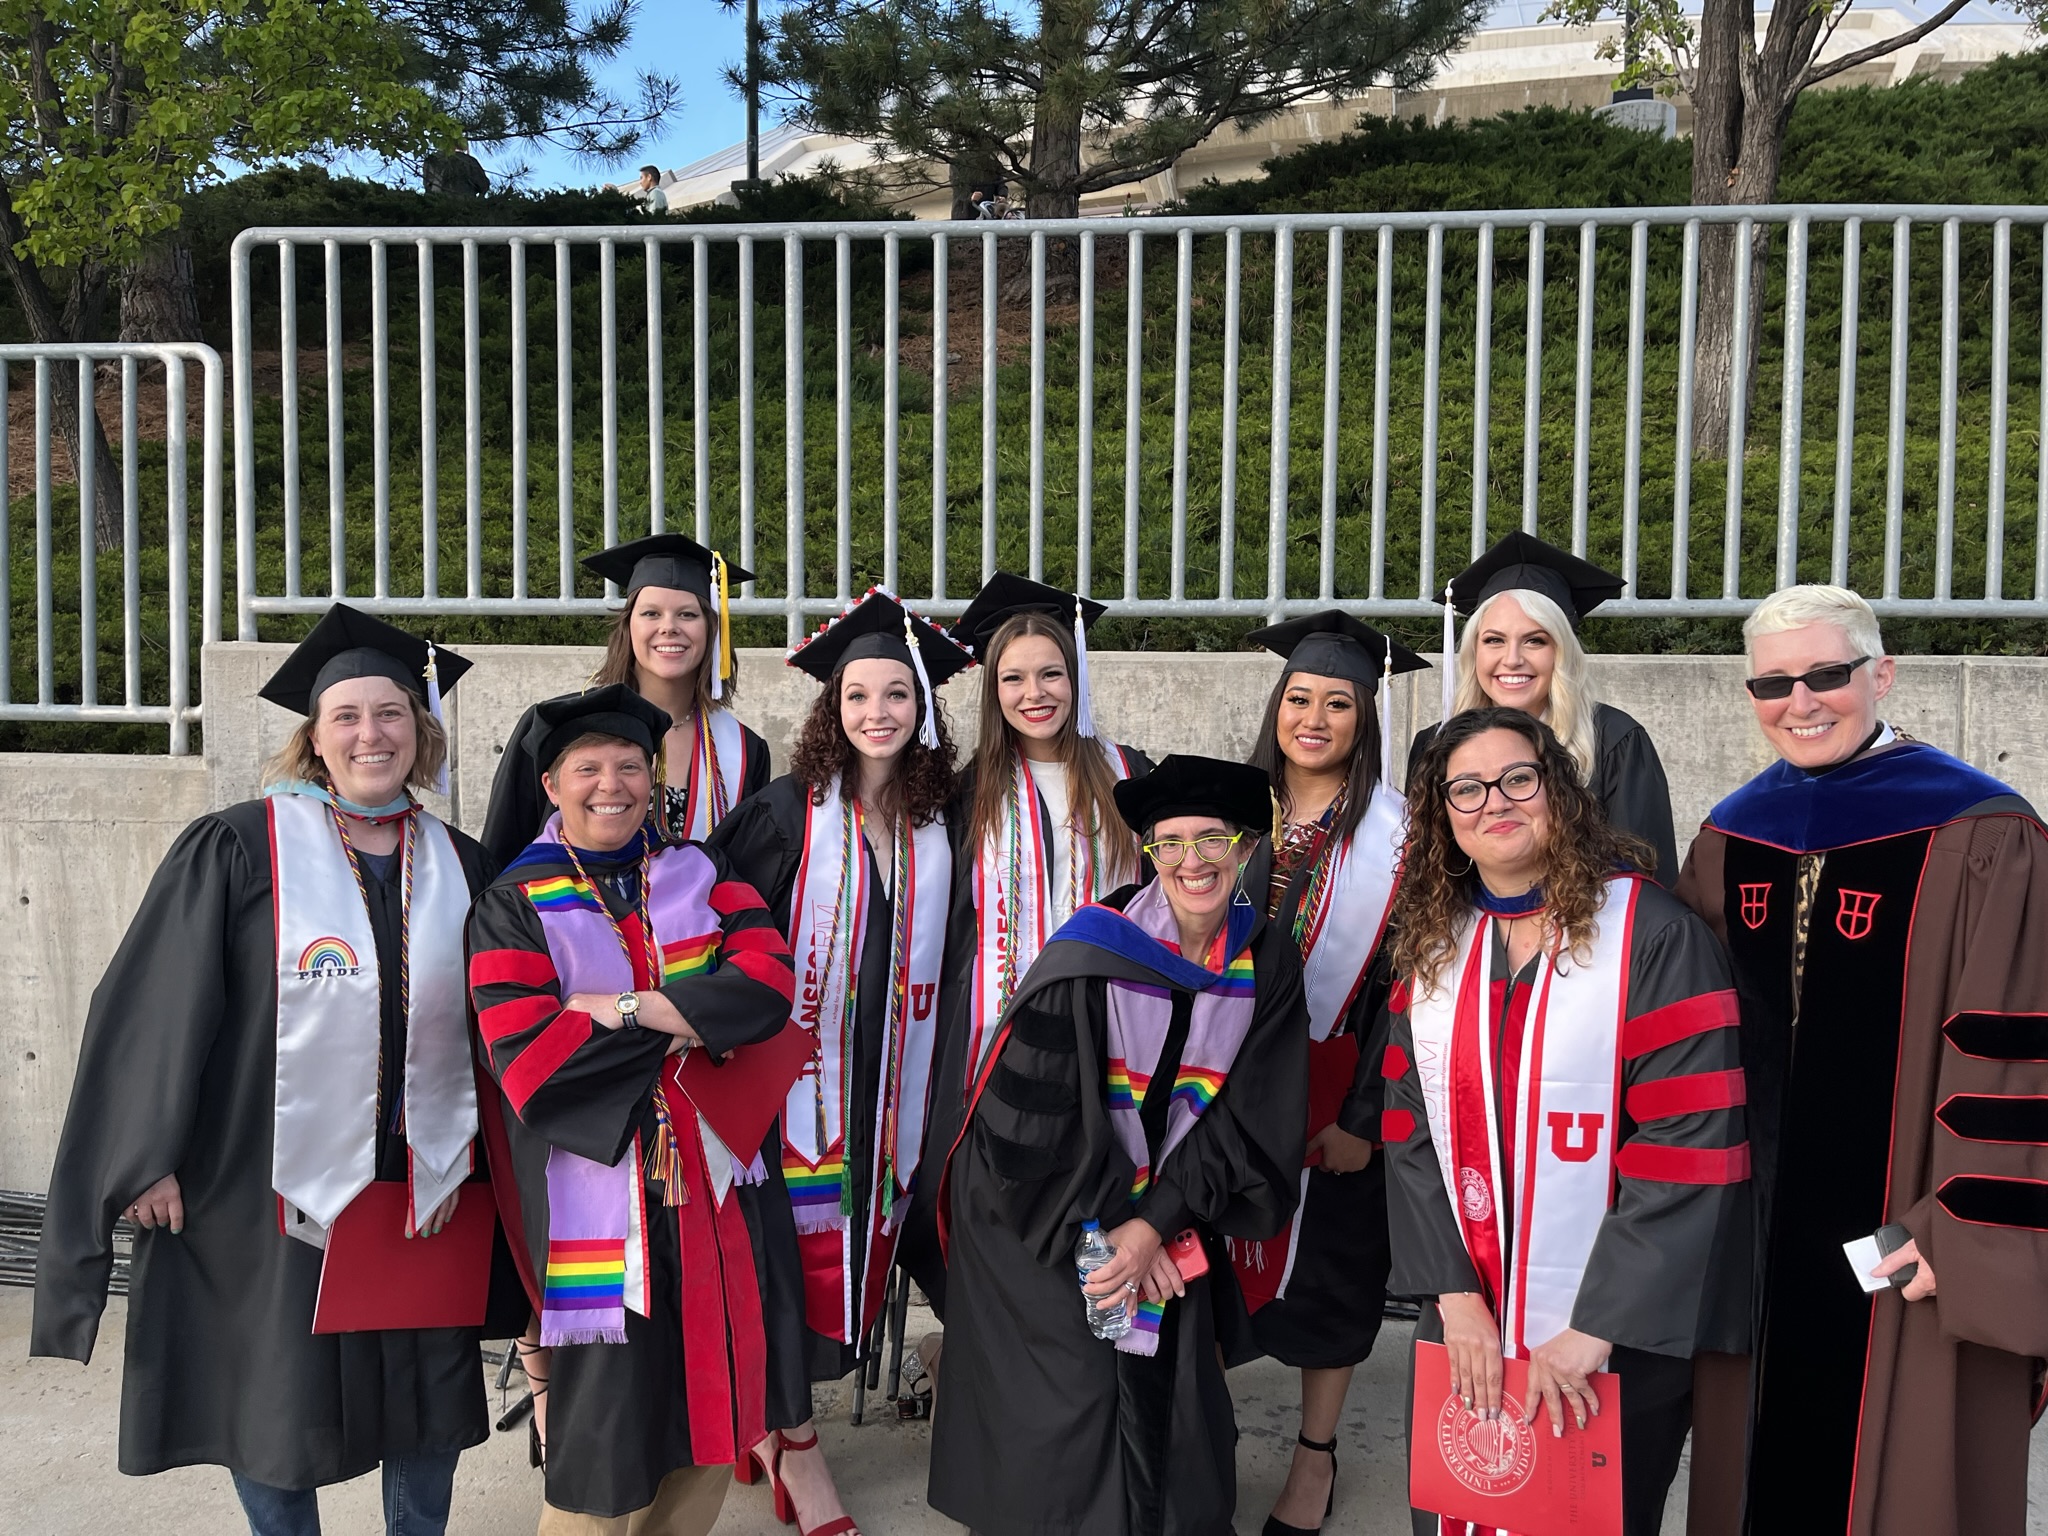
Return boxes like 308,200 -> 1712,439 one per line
1075,1219 -> 1132,1341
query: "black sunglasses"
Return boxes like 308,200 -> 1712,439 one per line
1743,656 -> 1872,701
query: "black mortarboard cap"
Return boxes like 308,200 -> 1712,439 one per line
1245,611 -> 1430,693
258,602 -> 472,717
1446,532 -> 1626,627
581,533 -> 757,601
786,588 -> 976,688
949,571 -> 1108,658
525,684 -> 673,773
1113,755 -> 1273,836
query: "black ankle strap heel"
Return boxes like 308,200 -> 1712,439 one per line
1259,1434 -> 1339,1535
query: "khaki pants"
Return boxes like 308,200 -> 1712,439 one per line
537,1464 -> 729,1536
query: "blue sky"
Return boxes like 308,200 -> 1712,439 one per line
486,3 -> 759,191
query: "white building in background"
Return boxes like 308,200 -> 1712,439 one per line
646,0 -> 2038,216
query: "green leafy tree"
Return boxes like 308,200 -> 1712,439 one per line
388,0 -> 681,172
1,0 -> 455,544
1544,0 -> 2048,458
759,0 -> 1490,222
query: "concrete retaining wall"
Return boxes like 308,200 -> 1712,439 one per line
5,644 -> 2045,1190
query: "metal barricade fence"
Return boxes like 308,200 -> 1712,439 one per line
205,206 -> 2043,642
0,343 -> 223,754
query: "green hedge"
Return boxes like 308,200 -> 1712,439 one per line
9,54 -> 2048,751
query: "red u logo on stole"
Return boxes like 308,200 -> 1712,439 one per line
1547,1112 -> 1604,1163
1739,883 -> 1770,930
911,983 -> 937,1021
1836,890 -> 1882,941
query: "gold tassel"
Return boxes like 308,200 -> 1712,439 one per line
1271,787 -> 1284,847
713,554 -> 735,699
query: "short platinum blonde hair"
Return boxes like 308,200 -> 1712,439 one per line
1452,586 -> 1603,788
1743,584 -> 1885,663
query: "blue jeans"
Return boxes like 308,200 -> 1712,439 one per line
231,1450 -> 462,1536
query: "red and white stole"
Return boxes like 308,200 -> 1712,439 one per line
665,707 -> 747,842
1232,781 -> 1405,1309
1407,876 -> 1640,1357
267,789 -> 476,1246
964,740 -> 1135,1087
782,774 -> 951,1344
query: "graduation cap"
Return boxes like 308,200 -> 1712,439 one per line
1445,532 -> 1626,627
1247,610 -> 1431,785
259,603 -> 473,718
258,605 -> 471,795
581,534 -> 756,702
1246,611 -> 1427,693
525,683 -> 673,775
786,587 -> 976,750
1437,533 -> 1627,729
950,572 -> 1108,739
1113,755 -> 1274,837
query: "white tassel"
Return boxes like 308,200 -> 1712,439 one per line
1072,596 -> 1098,739
1439,582 -> 1456,736
710,554 -> 726,702
906,609 -> 940,750
424,643 -> 450,796
1379,645 -> 1395,787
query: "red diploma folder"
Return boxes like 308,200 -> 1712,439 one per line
1408,1340 -> 1624,1536
311,1181 -> 497,1334
673,1020 -> 816,1158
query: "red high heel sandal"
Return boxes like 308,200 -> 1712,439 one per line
769,1429 -> 862,1536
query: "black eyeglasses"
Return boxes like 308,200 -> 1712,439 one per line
1743,656 -> 1871,701
1443,763 -> 1544,813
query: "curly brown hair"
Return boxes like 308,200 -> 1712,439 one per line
1390,707 -> 1651,995
788,667 -> 958,827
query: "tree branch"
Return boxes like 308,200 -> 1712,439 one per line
1800,0 -> 1973,89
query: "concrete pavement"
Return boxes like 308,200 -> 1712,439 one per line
8,1289 -> 2047,1533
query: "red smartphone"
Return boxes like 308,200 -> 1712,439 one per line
1167,1228 -> 1209,1282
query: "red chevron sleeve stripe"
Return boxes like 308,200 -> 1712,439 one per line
710,879 -> 771,916
728,950 -> 797,1002
1621,990 -> 1740,1059
501,1010 -> 594,1115
1626,1069 -> 1748,1123
722,925 -> 792,957
470,948 -> 558,990
1614,1141 -> 1752,1185
479,992 -> 559,1047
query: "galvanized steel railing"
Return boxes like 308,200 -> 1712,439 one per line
212,206 -> 2048,643
0,343 -> 222,753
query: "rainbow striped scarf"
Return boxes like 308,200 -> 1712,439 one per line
1074,881 -> 1258,1358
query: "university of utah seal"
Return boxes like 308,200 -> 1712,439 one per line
1436,1388 -> 1537,1497
1459,1166 -> 1493,1222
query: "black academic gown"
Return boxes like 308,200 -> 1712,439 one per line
1381,882 -> 1752,1536
480,695 -> 770,870
31,799 -> 509,1490
927,885 -> 1308,1536
902,744 -> 1154,1316
467,838 -> 795,1517
1409,703 -> 1678,884
1232,840 -> 1396,1371
706,775 -> 907,1408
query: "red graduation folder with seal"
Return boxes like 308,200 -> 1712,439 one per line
1409,1340 -> 1624,1536
673,1019 -> 816,1158
312,1180 -> 497,1334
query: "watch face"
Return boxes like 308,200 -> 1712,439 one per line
618,992 -> 639,1016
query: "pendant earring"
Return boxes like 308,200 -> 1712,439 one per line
1447,852 -> 1476,877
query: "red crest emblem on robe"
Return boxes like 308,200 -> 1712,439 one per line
1547,1111 -> 1605,1163
1836,889 -> 1882,941
1739,883 -> 1770,930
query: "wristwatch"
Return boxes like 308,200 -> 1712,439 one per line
616,991 -> 641,1031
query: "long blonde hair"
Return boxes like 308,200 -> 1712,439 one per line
261,692 -> 449,795
1453,587 -> 1601,787
965,611 -> 1138,885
